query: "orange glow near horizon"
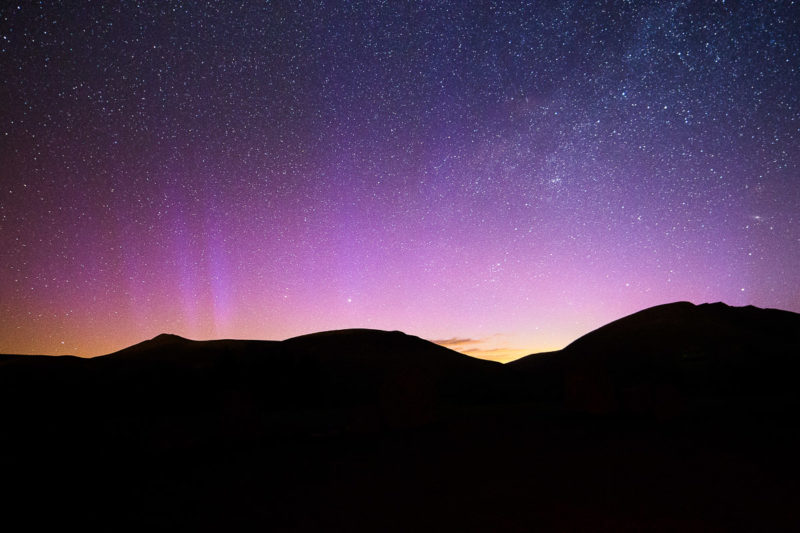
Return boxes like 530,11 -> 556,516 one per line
0,299 -> 707,361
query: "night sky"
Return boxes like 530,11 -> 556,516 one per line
1,1 -> 798,361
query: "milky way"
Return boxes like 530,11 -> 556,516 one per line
2,1 -> 798,360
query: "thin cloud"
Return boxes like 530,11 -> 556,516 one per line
431,337 -> 479,348
461,347 -> 517,355
431,336 -> 528,363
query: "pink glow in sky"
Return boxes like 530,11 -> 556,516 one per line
2,2 -> 799,361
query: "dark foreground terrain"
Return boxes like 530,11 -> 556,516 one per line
2,302 -> 799,531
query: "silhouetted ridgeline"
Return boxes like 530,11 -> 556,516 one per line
2,302 -> 799,531
510,301 -> 800,415
0,329 -> 503,442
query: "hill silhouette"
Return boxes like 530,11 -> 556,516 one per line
2,303 -> 800,531
0,328 -> 503,446
510,301 -> 800,415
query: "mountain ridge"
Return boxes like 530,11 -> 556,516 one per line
510,300 -> 800,415
3,301 -> 800,531
3,301 -> 799,419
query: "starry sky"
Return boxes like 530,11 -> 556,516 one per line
1,1 -> 799,362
